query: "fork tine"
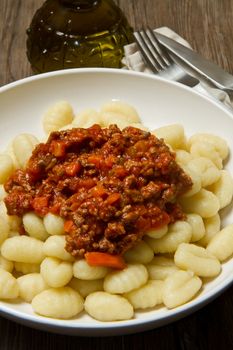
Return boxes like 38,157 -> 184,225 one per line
133,32 -> 161,73
134,28 -> 199,87
134,29 -> 175,73
142,29 -> 169,69
147,28 -> 173,65
140,30 -> 165,70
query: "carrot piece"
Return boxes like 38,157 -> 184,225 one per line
50,140 -> 66,157
92,185 -> 107,198
106,193 -> 120,205
64,220 -> 75,233
78,178 -> 96,189
85,252 -> 127,270
65,162 -> 81,176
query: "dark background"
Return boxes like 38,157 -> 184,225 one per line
1,1 -> 233,349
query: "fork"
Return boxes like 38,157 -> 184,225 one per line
133,28 -> 199,87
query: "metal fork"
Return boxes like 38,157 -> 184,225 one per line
133,28 -> 199,87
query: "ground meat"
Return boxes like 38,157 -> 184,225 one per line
4,124 -> 192,257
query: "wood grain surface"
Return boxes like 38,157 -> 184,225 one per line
1,1 -> 233,349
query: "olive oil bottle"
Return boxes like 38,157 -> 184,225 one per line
26,0 -> 134,73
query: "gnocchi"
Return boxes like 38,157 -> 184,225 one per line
208,170 -> 233,209
72,108 -> 102,128
146,256 -> 179,280
40,257 -> 73,288
198,214 -> 221,247
43,235 -> 74,262
174,243 -> 221,277
0,255 -> 14,273
23,212 -> 49,241
0,216 -> 10,245
84,291 -> 134,321
162,270 -> 202,309
73,259 -> 109,280
124,280 -> 164,309
32,287 -> 84,319
152,124 -> 186,150
1,236 -> 45,264
43,213 -> 65,236
43,101 -> 75,133
0,154 -> 14,184
100,112 -> 132,130
145,225 -> 168,239
0,268 -> 19,299
188,133 -> 229,160
124,240 -> 154,264
190,141 -> 223,169
100,101 -> 140,124
187,157 -> 220,187
179,165 -> 202,197
207,224 -> 233,261
17,273 -> 48,302
144,221 -> 192,254
179,189 -> 220,218
12,134 -> 39,169
104,264 -> 148,294
186,214 -> 205,242
175,150 -> 193,166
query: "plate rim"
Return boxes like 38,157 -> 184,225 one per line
1,67 -> 232,117
0,67 -> 233,335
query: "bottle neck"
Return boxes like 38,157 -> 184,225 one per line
60,0 -> 100,10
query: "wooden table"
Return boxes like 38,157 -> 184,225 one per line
1,1 -> 233,349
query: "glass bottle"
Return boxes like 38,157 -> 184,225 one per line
26,0 -> 134,73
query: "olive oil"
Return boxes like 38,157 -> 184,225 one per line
26,0 -> 134,73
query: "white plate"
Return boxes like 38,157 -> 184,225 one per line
0,68 -> 233,336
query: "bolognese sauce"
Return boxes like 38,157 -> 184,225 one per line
4,125 -> 192,257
